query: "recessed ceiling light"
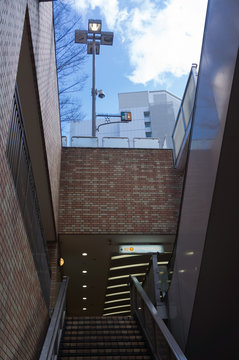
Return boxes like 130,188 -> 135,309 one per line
83,297 -> 87,300
82,270 -> 87,273
82,252 -> 87,256
83,308 -> 87,311
82,285 -> 87,288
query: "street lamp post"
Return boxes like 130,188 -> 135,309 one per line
75,20 -> 114,137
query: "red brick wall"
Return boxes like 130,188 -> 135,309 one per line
59,148 -> 184,234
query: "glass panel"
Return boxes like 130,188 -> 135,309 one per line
144,111 -> 150,117
182,74 -> 196,127
71,136 -> 98,147
102,137 -> 129,148
133,138 -> 160,149
146,132 -> 152,138
173,110 -> 185,158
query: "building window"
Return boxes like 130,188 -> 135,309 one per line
146,132 -> 152,137
144,111 -> 150,117
145,122 -> 151,128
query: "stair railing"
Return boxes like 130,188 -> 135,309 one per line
142,253 -> 168,319
39,276 -> 69,360
130,276 -> 187,360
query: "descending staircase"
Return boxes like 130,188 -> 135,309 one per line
58,316 -> 153,360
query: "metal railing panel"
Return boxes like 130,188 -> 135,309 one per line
173,110 -> 185,159
130,276 -> 187,360
172,65 -> 197,165
133,137 -> 161,149
61,136 -> 67,147
102,136 -> 130,148
71,136 -> 98,147
39,277 -> 69,360
6,85 -> 50,306
182,73 -> 196,128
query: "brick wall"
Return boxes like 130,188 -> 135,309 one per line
0,1 -> 61,359
59,148 -> 184,234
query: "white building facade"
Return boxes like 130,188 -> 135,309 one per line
68,90 -> 181,148
118,90 -> 181,148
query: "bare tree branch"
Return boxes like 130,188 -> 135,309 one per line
53,0 -> 87,122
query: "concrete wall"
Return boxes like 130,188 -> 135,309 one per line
0,1 -> 61,358
59,148 -> 184,235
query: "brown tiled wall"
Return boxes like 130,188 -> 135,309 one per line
0,0 -> 61,226
0,1 -> 61,359
0,144 -> 48,359
59,148 -> 184,234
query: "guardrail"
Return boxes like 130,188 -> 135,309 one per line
39,276 -> 69,360
62,136 -> 163,149
71,136 -> 98,147
130,276 -> 187,360
102,136 -> 130,148
172,65 -> 197,168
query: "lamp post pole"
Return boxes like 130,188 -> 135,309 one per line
75,20 -> 113,138
92,35 -> 96,137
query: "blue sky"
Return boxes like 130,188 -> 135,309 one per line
62,0 -> 208,121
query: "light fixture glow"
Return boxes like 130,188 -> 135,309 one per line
103,310 -> 131,316
88,19 -> 102,33
105,298 -> 131,304
82,285 -> 87,288
82,270 -> 87,274
111,254 -> 141,260
157,261 -> 168,265
82,253 -> 87,256
104,304 -> 131,311
107,282 -> 142,290
58,257 -> 64,267
83,297 -> 87,300
110,263 -> 149,271
106,291 -> 130,297
83,308 -> 87,311
108,273 -> 145,281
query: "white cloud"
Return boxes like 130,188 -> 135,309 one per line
68,0 -> 208,85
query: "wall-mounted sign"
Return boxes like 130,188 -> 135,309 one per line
121,112 -> 132,121
119,245 -> 164,254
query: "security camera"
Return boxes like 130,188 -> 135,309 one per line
98,89 -> 105,99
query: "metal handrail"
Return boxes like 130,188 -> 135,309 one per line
39,276 -> 69,360
130,276 -> 187,360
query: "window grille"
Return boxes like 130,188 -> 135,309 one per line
6,85 -> 50,306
